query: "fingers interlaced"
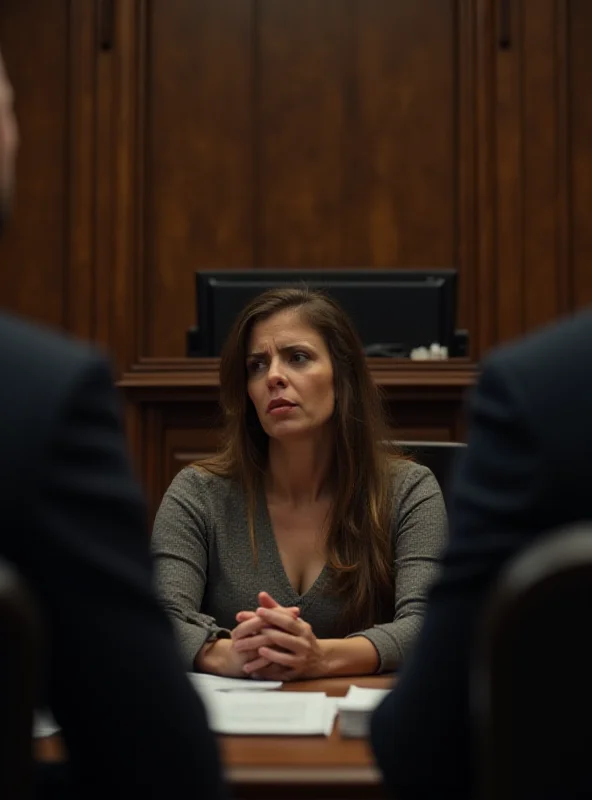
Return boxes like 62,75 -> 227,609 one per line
231,615 -> 266,640
256,607 -> 305,634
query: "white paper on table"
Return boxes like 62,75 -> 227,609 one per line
336,685 -> 390,738
33,709 -> 61,739
201,690 -> 338,736
187,673 -> 283,693
336,685 -> 390,712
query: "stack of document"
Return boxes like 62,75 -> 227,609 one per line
186,672 -> 283,693
186,673 -> 338,736
33,709 -> 61,739
336,685 -> 390,738
198,689 -> 338,736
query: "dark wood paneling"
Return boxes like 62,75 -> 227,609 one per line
258,0 -> 474,330
0,2 -> 106,345
0,1 -> 69,329
142,0 -> 254,359
492,0 -> 573,348
522,0 -> 570,331
2,0 -> 592,364
67,3 -> 99,342
120,0 -> 480,364
344,0 -> 458,268
257,0 -> 348,267
570,0 -> 592,311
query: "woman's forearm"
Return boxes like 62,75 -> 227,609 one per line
194,638 -> 231,674
320,636 -> 380,677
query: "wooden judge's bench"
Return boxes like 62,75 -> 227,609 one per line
119,359 -> 476,519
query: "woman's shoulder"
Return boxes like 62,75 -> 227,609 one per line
169,464 -> 239,493
384,457 -> 448,542
388,456 -> 435,485
164,465 -> 244,512
387,457 -> 443,506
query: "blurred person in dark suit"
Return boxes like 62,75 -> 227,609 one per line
0,47 -> 225,799
371,308 -> 592,798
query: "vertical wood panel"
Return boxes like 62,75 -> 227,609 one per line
475,0 -> 498,355
95,1 -> 117,354
258,0 -> 460,270
490,0 -> 572,351
108,0 -> 142,375
258,0 -> 348,266
494,0 -> 524,343
522,0 -> 566,330
569,0 -> 592,310
555,0 -> 572,315
457,0 -> 479,343
66,3 -> 98,341
0,0 -> 69,329
351,0 -> 457,268
145,0 -> 254,358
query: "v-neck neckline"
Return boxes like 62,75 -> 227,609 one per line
255,485 -> 330,606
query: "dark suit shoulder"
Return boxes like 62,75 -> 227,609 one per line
0,312 -> 108,381
0,312 -> 113,428
0,313 -> 114,489
480,310 -> 592,458
484,309 -> 592,387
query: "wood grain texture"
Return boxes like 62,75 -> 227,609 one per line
141,0 -> 254,359
0,0 -> 70,329
0,1 -> 107,347
493,0 -> 570,347
479,0 -> 590,352
119,0 -> 479,362
569,0 -> 592,311
1,0 -> 591,365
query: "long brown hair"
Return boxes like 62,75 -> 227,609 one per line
198,287 -> 399,630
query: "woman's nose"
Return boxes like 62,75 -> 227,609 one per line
267,359 -> 287,388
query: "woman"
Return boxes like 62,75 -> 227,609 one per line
152,287 -> 447,680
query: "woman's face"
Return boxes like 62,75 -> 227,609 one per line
246,308 -> 335,441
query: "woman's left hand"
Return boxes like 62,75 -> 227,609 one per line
236,605 -> 328,681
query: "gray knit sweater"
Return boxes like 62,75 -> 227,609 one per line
151,460 -> 447,673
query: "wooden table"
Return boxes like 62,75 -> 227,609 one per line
36,674 -> 395,799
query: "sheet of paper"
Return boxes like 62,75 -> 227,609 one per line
187,672 -> 282,693
33,709 -> 61,739
201,690 -> 338,736
337,685 -> 390,711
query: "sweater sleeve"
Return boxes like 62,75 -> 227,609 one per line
151,467 -> 231,670
349,463 -> 448,672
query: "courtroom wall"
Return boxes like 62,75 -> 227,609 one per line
1,1 -> 591,510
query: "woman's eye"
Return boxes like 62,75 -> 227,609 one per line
291,351 -> 309,364
247,359 -> 266,374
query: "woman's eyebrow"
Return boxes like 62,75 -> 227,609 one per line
247,341 -> 317,359
278,342 -> 316,353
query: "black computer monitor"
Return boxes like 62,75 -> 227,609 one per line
189,268 -> 459,357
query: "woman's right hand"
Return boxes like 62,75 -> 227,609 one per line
195,622 -> 266,677
196,599 -> 299,678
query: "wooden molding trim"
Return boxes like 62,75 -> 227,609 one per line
118,358 -> 478,391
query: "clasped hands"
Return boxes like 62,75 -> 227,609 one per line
218,591 -> 326,681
